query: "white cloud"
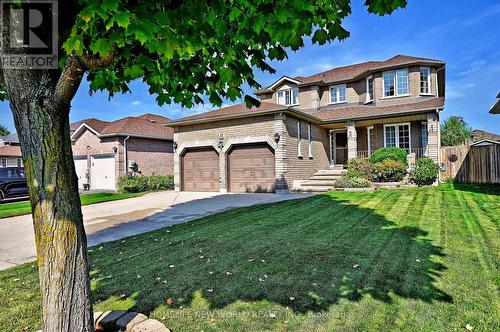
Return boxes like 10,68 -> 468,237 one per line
131,100 -> 141,106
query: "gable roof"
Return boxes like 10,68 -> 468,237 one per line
171,101 -> 289,124
255,55 -> 445,94
471,139 -> 500,146
70,118 -> 110,133
99,117 -> 173,139
490,91 -> 500,114
471,129 -> 500,141
71,115 -> 173,141
168,97 -> 445,126
136,113 -> 173,124
0,145 -> 22,157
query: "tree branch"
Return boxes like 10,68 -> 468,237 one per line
54,55 -> 85,106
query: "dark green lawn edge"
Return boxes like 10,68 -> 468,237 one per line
0,192 -> 146,219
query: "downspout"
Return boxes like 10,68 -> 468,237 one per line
123,135 -> 130,175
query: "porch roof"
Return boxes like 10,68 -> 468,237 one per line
314,97 -> 444,123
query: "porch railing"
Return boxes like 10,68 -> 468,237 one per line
357,150 -> 370,158
356,148 -> 428,160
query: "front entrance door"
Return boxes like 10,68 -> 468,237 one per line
334,131 -> 348,165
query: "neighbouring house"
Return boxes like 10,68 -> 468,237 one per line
71,113 -> 174,190
471,129 -> 500,142
0,134 -> 23,167
489,92 -> 500,114
167,55 -> 445,193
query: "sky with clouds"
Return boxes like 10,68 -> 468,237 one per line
1,0 -> 499,133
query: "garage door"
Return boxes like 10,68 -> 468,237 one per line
228,144 -> 275,193
74,157 -> 87,189
182,148 -> 219,192
90,155 -> 116,190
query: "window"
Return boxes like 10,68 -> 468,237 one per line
367,127 -> 374,155
366,77 -> 374,102
297,120 -> 302,158
17,158 -> 23,167
1,158 -> 6,167
307,123 -> 313,158
330,84 -> 347,103
384,123 -> 411,152
420,67 -> 431,94
383,69 -> 409,97
277,87 -> 299,106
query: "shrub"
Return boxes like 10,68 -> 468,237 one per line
409,157 -> 440,186
118,175 -> 174,193
334,175 -> 371,188
372,159 -> 406,182
346,157 -> 373,180
370,147 -> 408,166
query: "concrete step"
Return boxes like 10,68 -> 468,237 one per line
301,180 -> 337,186
295,186 -> 333,193
315,169 -> 345,176
309,175 -> 342,181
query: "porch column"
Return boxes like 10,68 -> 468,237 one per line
347,120 -> 357,160
426,112 -> 440,163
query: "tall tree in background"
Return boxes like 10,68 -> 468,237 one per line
0,0 -> 407,331
0,124 -> 10,136
441,116 -> 472,146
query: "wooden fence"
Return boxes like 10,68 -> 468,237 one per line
440,144 -> 500,184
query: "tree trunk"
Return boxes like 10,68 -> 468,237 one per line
3,69 -> 94,331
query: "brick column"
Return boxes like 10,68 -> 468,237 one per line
219,150 -> 227,193
173,132 -> 181,192
274,113 -> 288,194
347,120 -> 357,160
426,112 -> 440,163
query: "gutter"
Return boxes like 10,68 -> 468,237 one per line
98,133 -> 173,141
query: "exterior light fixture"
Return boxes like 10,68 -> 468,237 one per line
173,142 -> 178,151
274,132 -> 280,143
113,146 -> 117,153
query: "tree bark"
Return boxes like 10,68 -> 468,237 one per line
2,68 -> 93,331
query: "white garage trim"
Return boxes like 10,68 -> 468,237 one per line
221,136 -> 278,154
177,140 -> 219,155
90,154 -> 116,190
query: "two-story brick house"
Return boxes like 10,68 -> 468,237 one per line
168,55 -> 445,193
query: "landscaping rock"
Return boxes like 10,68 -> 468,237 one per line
116,312 -> 148,331
98,310 -> 129,331
95,311 -> 112,331
131,319 -> 171,332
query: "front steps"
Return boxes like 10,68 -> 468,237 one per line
295,169 -> 346,193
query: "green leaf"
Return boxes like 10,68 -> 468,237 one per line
64,35 -> 84,55
124,64 -> 144,79
113,12 -> 131,28
91,39 -> 114,57
312,29 -> 329,44
102,0 -> 120,12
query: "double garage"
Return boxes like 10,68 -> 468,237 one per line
74,154 -> 116,190
181,143 -> 276,193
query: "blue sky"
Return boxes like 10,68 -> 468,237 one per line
1,0 -> 499,133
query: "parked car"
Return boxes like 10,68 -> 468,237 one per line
0,167 -> 29,202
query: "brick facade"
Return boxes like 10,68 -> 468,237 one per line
71,127 -> 173,188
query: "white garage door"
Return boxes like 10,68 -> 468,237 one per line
74,157 -> 88,190
91,155 -> 116,190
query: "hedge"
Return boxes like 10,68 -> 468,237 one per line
118,175 -> 174,193
372,159 -> 406,182
410,157 -> 440,186
369,147 -> 408,166
334,175 -> 371,188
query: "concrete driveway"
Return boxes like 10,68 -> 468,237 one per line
0,191 -> 310,270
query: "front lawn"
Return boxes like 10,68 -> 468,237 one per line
1,184 -> 498,331
0,192 -> 144,219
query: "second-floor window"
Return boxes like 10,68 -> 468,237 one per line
383,69 -> 409,97
277,87 -> 299,106
366,76 -> 374,102
330,84 -> 346,103
420,67 -> 431,94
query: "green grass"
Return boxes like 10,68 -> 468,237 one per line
1,184 -> 499,331
0,192 -> 144,218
